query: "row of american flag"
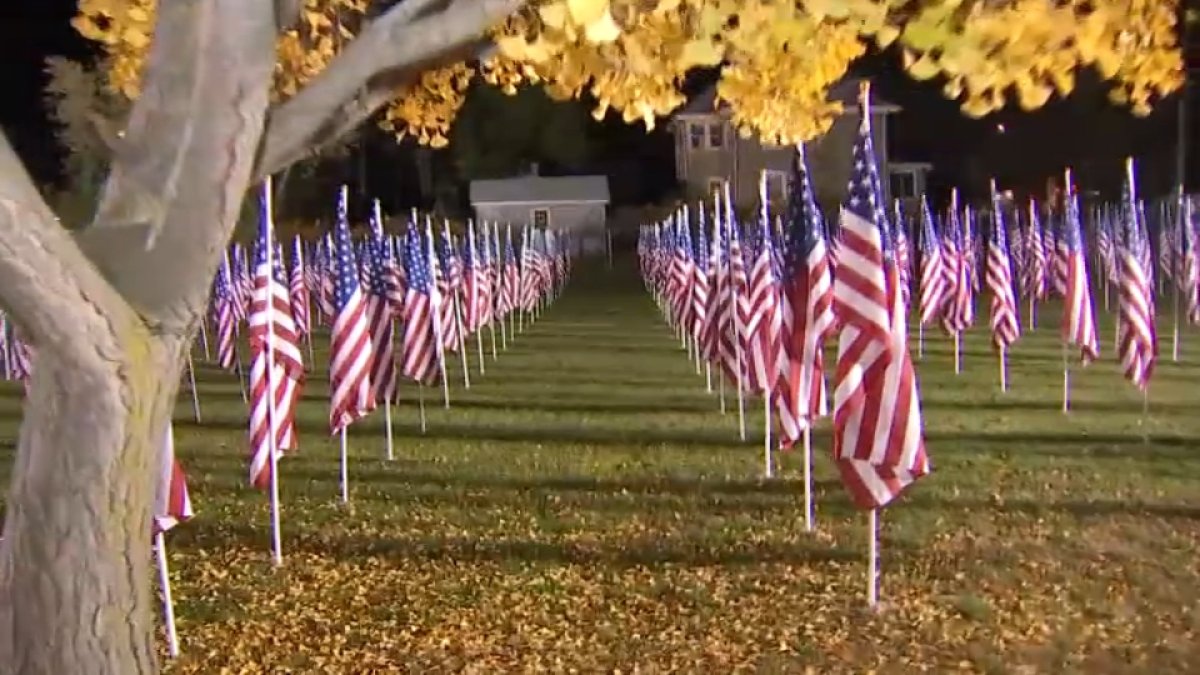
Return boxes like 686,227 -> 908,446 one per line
0,183 -> 572,656
637,84 -> 1194,603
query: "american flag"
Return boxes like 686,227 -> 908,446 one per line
1183,198 -> 1200,324
212,256 -> 240,371
1118,162 -> 1156,389
462,221 -> 486,334
942,203 -> 975,334
154,422 -> 193,535
723,221 -> 749,389
831,93 -> 929,510
247,191 -> 304,489
893,202 -> 912,308
741,218 -> 782,395
917,196 -> 948,327
1025,201 -> 1047,301
328,186 -> 374,433
289,236 -> 311,339
691,207 -> 711,343
436,228 -> 463,351
499,227 -> 520,319
1061,180 -> 1100,364
775,143 -> 834,447
399,223 -> 439,383
986,192 -> 1021,350
366,205 -> 398,405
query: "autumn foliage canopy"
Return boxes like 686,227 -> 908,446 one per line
75,0 -> 1185,148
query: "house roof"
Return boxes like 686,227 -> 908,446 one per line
469,175 -> 611,205
675,77 -> 900,117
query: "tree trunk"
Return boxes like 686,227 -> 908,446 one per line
0,329 -> 184,673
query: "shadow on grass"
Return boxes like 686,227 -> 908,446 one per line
909,495 -> 1200,520
178,524 -> 861,568
166,414 -> 1200,456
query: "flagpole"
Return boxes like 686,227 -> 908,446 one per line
383,397 -> 394,461
1172,277 -> 1181,361
153,532 -> 180,658
867,509 -> 879,608
417,384 -> 428,433
185,352 -> 201,423
198,319 -> 211,362
953,331 -> 961,375
802,427 -> 813,531
917,321 -> 924,359
998,345 -> 1007,392
762,397 -> 773,479
262,180 -> 283,567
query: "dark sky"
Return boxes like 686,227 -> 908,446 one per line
3,1 -> 1196,205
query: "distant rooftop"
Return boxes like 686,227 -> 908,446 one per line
469,175 -> 611,205
675,77 -> 900,116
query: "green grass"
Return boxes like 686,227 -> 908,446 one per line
5,259 -> 1200,672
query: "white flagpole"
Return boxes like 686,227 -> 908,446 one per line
802,427 -> 814,531
718,369 -> 727,413
867,509 -> 879,608
383,397 -> 394,461
263,180 -> 283,567
917,321 -> 924,359
198,319 -> 211,362
185,352 -> 201,423
153,532 -> 180,658
999,345 -> 1008,392
339,427 -> 350,503
953,331 -> 962,374
762,397 -> 773,478
417,384 -> 428,433
705,361 -> 713,393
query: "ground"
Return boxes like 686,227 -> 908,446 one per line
3,259 -> 1199,673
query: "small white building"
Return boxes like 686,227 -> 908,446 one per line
469,175 -> 611,256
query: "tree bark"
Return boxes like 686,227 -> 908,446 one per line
1,335 -> 184,674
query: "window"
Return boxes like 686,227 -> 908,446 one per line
689,123 -> 705,149
531,208 -> 550,229
707,178 -> 725,196
708,123 -> 724,148
889,171 -> 916,199
762,170 -> 788,203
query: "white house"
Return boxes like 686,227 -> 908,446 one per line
469,174 -> 610,256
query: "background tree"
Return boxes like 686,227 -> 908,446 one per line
0,0 -> 1184,672
450,82 -> 594,179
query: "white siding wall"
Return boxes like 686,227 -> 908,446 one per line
473,202 -> 608,256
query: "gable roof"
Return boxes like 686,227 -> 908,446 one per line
675,77 -> 899,117
469,175 -> 611,205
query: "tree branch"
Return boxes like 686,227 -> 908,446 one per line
0,135 -> 142,369
77,0 -> 277,333
257,0 -> 526,178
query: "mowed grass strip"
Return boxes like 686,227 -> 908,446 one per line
1,260 -> 1198,672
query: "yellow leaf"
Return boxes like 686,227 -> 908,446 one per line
583,9 -> 621,43
875,25 -> 900,48
679,39 -> 724,69
539,2 -> 568,30
906,52 -> 939,81
566,0 -> 608,26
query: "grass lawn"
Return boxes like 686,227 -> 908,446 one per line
4,258 -> 1199,673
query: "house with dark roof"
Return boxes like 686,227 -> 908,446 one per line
670,78 -> 929,212
468,172 -> 611,255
